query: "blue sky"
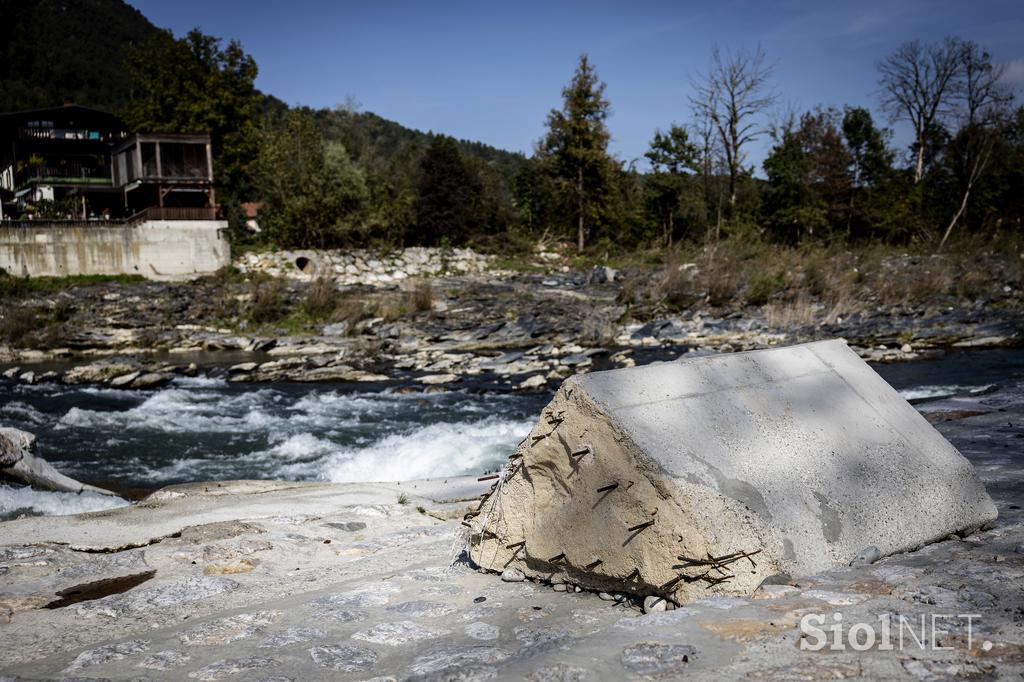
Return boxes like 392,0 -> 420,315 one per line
129,0 -> 1024,169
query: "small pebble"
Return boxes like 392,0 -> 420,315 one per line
553,584 -> 568,592
598,592 -> 615,601
643,596 -> 668,613
500,568 -> 525,583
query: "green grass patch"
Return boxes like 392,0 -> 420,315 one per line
0,273 -> 147,299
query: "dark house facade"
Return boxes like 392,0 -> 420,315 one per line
0,104 -> 216,221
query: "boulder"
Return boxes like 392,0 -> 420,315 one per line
0,427 -> 118,496
108,371 -> 141,388
466,340 -> 996,604
63,361 -> 140,385
130,372 -> 174,390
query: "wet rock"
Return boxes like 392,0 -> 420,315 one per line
901,658 -> 994,680
64,639 -> 149,672
407,645 -> 510,676
63,361 -> 140,385
178,610 -> 281,645
902,584 -> 961,608
188,655 -> 278,681
108,371 -> 141,387
418,373 -> 460,385
464,622 -> 500,641
308,645 -> 378,672
308,582 -> 400,609
351,620 -> 449,646
614,610 -> 694,631
500,568 -> 525,583
323,521 -> 367,532
77,576 -> 239,617
137,650 -> 191,671
517,375 -> 548,391
386,599 -> 457,618
530,663 -> 590,681
130,372 -> 173,390
259,627 -> 324,648
620,642 -> 696,676
228,362 -> 258,374
801,590 -> 867,607
513,625 -> 569,649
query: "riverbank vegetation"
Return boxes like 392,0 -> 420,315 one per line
115,30 -> 1022,259
4,2 -> 1021,262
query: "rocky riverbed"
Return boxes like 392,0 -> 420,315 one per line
0,383 -> 1022,680
1,247 -> 1021,391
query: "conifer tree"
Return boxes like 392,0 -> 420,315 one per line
538,55 -> 617,251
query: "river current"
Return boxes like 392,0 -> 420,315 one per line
2,347 -> 1022,520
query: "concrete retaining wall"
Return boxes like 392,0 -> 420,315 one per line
0,221 -> 230,280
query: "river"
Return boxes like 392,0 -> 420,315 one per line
2,347 -> 1022,520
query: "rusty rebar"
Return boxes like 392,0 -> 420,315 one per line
627,519 -> 656,532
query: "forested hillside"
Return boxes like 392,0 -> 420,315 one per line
2,0 -> 1022,255
0,0 -> 159,112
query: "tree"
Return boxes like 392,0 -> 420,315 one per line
841,106 -> 895,237
877,37 -> 966,185
763,108 -> 855,242
538,55 -> 617,252
690,45 -> 776,214
938,42 -> 1014,251
644,125 -> 698,245
123,29 -> 262,204
255,109 -> 368,248
413,135 -> 484,245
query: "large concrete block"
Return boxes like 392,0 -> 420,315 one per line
467,340 -> 996,603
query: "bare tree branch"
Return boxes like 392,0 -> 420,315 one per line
689,44 -> 777,213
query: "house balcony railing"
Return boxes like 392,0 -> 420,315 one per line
138,206 -> 218,221
18,127 -> 126,142
15,164 -> 112,189
0,206 -> 219,229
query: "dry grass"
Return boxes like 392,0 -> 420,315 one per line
407,280 -> 435,312
248,276 -> 286,324
0,307 -> 39,344
304,277 -> 340,319
629,235 -> 1017,330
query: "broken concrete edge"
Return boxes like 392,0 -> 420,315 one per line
463,385 -> 777,607
0,426 -> 119,498
464,339 -> 998,607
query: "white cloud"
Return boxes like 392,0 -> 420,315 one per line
999,58 -> 1024,89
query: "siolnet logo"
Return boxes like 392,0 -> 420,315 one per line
799,613 -> 991,652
